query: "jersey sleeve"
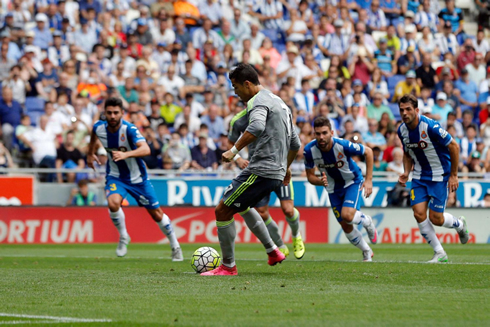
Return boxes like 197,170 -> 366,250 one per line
127,125 -> 146,145
397,126 -> 408,152
427,121 -> 452,146
303,143 -> 315,169
342,139 -> 365,156
245,105 -> 268,137
228,111 -> 247,144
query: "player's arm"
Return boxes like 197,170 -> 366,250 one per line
112,141 -> 150,162
306,168 -> 328,186
228,139 -> 249,169
399,151 -> 413,187
223,106 -> 266,162
87,129 -> 101,170
283,129 -> 301,185
363,146 -> 373,198
447,138 -> 460,192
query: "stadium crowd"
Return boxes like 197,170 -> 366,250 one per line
0,0 -> 490,182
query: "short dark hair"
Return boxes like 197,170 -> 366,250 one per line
313,116 -> 332,129
78,179 -> 89,187
447,111 -> 456,118
104,97 -> 123,110
398,94 -> 418,109
229,63 -> 260,85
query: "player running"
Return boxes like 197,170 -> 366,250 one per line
87,97 -> 183,261
228,109 -> 305,259
304,117 -> 378,261
397,94 -> 469,263
202,63 -> 301,276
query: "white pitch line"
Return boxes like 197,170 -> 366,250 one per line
0,313 -> 111,323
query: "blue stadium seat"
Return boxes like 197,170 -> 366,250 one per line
25,97 -> 45,112
389,103 -> 401,121
262,29 -> 280,43
27,110 -> 43,126
387,75 -> 405,99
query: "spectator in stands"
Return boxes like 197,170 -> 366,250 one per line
36,58 -> 59,101
473,30 -> 490,55
174,104 -> 201,134
199,0 -> 223,26
230,8 -> 251,42
438,0 -> 464,36
374,38 -> 396,78
345,79 -> 369,111
18,115 -> 57,173
385,24 -> 401,58
435,21 -> 459,57
461,151 -> 485,177
392,70 -> 420,102
74,19 -> 97,54
466,53 -> 486,87
367,92 -> 395,121
0,42 -> 14,81
367,67 -> 390,101
277,45 -> 307,90
397,45 -> 419,76
55,130 -> 85,183
66,179 -> 97,206
2,65 -> 30,106
158,64 -> 185,99
348,46 -> 375,86
191,132 -> 218,171
457,38 -> 476,72
386,147 -> 404,175
319,19 -> 349,59
0,86 -> 23,150
159,92 -> 182,128
200,104 -> 225,143
341,103 -> 369,134
76,72 -> 107,102
259,38 -> 282,70
0,141 -> 14,170
142,126 -> 163,169
415,0 -> 439,33
249,0 -> 284,34
417,26 -> 439,60
162,131 -> 191,170
32,13 -> 52,50
147,99 -> 166,132
117,77 -> 139,105
455,68 -> 479,112
442,81 -> 461,116
431,92 -> 453,124
368,0 -> 388,31
363,119 -> 387,151
418,86 -> 435,111
294,79 -> 316,118
460,124 -> 479,164
416,53 -> 438,89
54,92 -> 75,120
193,18 -> 221,51
372,146 -> 388,176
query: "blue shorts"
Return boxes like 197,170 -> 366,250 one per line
329,182 -> 362,223
105,176 -> 160,209
410,179 -> 448,213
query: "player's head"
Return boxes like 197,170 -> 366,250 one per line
229,63 -> 260,102
313,116 -> 333,150
398,94 -> 419,126
104,97 -> 124,128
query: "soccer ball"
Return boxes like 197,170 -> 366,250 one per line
190,247 -> 221,273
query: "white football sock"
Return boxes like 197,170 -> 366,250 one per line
345,228 -> 370,251
109,208 -> 129,238
157,213 -> 180,249
418,218 -> 444,253
348,211 -> 370,227
442,212 -> 462,231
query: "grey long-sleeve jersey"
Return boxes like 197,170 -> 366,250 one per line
228,89 -> 301,181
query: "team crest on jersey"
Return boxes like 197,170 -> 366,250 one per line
337,153 -> 344,159
336,161 -> 344,168
121,133 -> 126,142
421,131 -> 427,139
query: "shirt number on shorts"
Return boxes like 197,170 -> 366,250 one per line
109,183 -> 117,191
411,189 -> 415,201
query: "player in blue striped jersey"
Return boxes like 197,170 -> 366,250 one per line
87,97 -> 182,260
304,117 -> 378,262
397,94 -> 469,263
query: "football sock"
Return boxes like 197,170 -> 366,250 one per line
240,208 -> 277,253
265,216 -> 285,248
286,208 -> 301,238
442,212 -> 462,231
418,218 -> 444,253
109,208 -> 129,238
345,228 -> 370,251
348,211 -> 370,226
217,218 -> 236,268
156,213 -> 180,249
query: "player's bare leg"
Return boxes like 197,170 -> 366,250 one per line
281,200 -> 304,259
341,206 -> 378,244
412,202 -> 447,263
256,205 -> 289,256
107,194 -> 130,257
340,221 -> 373,261
428,209 -> 469,244
147,207 -> 182,261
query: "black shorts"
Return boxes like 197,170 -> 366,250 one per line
222,171 -> 282,211
255,183 -> 294,208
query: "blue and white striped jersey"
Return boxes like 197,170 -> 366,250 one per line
397,115 -> 452,182
93,120 -> 148,184
304,138 -> 365,193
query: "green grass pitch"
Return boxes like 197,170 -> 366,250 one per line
0,244 -> 489,326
